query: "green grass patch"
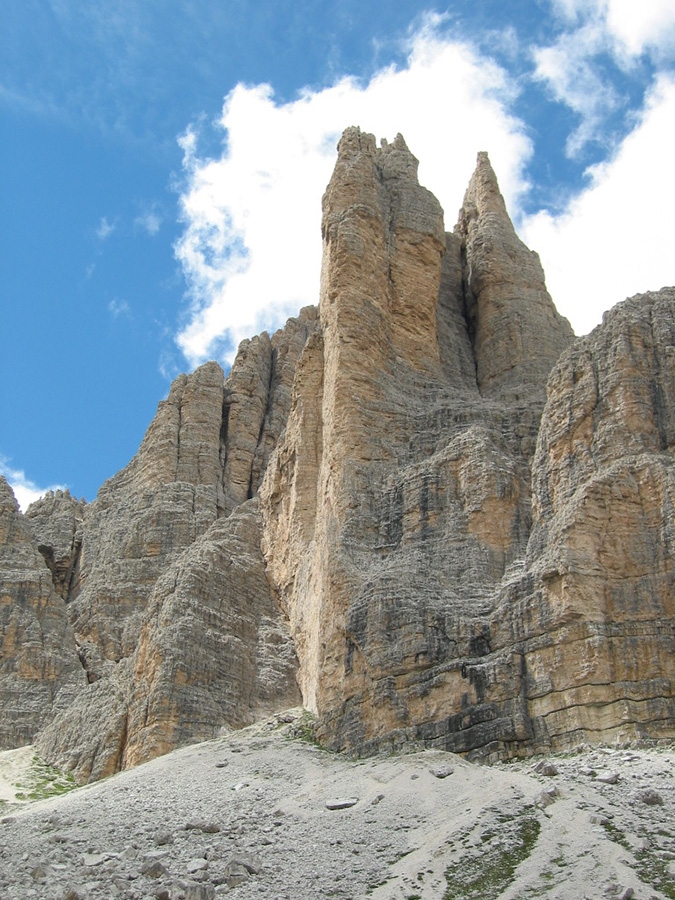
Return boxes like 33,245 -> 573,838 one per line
12,755 -> 76,803
286,709 -> 328,749
444,813 -> 541,900
602,820 -> 675,898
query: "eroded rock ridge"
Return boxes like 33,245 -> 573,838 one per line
1,127 -> 673,780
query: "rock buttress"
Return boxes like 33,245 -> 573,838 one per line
261,131 -> 574,754
30,314 -> 316,779
0,478 -> 86,748
456,151 -> 574,406
496,288 -> 675,752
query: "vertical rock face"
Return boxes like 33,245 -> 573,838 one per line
13,311 -> 316,779
2,127 -> 674,777
0,478 -> 86,748
505,288 -> 675,750
24,490 -> 85,600
456,152 -> 574,405
260,129 -> 575,752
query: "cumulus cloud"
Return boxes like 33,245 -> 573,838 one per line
553,0 -> 675,56
173,11 -> 675,364
174,19 -> 531,366
521,73 -> 675,335
0,458 -> 66,513
605,0 -> 675,56
532,24 -> 620,156
536,0 -> 675,154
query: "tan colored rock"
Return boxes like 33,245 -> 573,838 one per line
67,361 -> 227,670
505,288 -> 675,752
220,306 -> 319,517
121,499 -> 299,769
24,490 -> 85,599
261,131 -> 572,754
30,315 -> 314,778
0,478 -> 86,748
5,128 -> 675,779
35,665 -> 131,782
456,152 -> 574,405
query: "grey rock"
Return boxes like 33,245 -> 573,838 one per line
429,765 -> 455,779
3,127 -> 675,777
186,858 -> 209,874
590,814 -> 610,825
184,822 -> 220,834
0,477 -> 86,749
636,788 -> 663,805
153,831 -> 174,845
535,785 -> 559,809
82,853 -> 108,867
325,798 -> 359,810
534,761 -> 559,777
140,858 -> 168,878
597,773 -> 620,785
185,884 -> 215,900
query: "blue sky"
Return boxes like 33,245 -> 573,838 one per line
2,0 -> 675,509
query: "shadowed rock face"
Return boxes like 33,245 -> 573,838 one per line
2,127 -> 674,779
0,479 -> 86,747
2,311 -> 315,778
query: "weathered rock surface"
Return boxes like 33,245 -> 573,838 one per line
260,127 -> 575,754
498,288 -> 675,752
0,479 -> 86,748
119,499 -> 300,773
24,490 -> 85,600
5,311 -> 315,779
456,151 -> 574,405
1,126 -> 674,778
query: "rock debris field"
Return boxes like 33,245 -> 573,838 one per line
0,711 -> 674,900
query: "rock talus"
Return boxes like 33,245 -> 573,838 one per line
1,127 -> 674,778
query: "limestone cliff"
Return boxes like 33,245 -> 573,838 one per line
0,479 -> 86,747
260,127 -> 575,753
1,127 -> 674,779
1,310 -> 315,778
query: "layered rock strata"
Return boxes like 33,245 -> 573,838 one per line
260,128 -> 576,753
1,311 -> 315,777
0,479 -> 86,747
1,127 -> 674,779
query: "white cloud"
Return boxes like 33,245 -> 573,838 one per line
108,298 -> 131,318
134,208 -> 162,236
534,2 -> 675,155
532,24 -> 620,156
96,216 -> 116,240
175,19 -> 531,366
549,0 -> 675,54
605,0 -> 675,56
173,12 -> 675,363
0,458 -> 66,513
521,74 -> 675,335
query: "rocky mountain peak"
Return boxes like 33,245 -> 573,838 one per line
457,150 -> 509,224
1,127 -> 674,782
455,150 -> 574,404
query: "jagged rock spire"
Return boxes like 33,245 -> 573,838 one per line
456,152 -> 574,404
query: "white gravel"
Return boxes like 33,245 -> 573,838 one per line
0,711 -> 674,899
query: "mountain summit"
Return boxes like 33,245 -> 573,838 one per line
1,128 -> 674,782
